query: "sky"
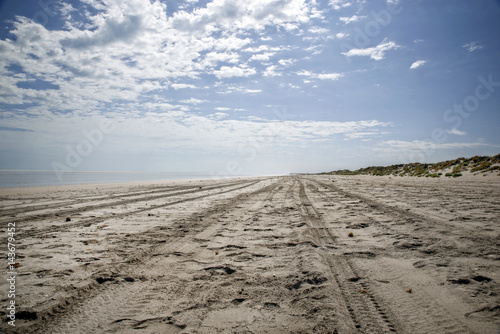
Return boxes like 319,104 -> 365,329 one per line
0,0 -> 499,175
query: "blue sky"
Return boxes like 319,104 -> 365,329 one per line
0,0 -> 499,175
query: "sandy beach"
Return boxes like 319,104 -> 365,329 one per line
1,175 -> 499,333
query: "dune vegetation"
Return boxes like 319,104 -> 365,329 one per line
327,154 -> 500,178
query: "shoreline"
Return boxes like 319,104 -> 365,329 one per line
2,169 -> 497,194
0,169 -> 279,190
0,175 -> 270,195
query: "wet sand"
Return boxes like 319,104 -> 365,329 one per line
1,175 -> 499,333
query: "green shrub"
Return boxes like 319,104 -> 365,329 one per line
483,165 -> 500,172
471,161 -> 492,172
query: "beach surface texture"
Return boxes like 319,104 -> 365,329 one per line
1,175 -> 499,333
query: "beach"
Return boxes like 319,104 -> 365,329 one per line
1,175 -> 499,333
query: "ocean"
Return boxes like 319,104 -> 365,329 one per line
0,170 -> 221,188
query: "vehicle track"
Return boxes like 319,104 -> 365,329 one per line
9,176 -> 497,333
305,177 -> 444,226
319,177 -> 500,221
24,180 -> 282,334
363,258 -> 476,334
296,178 -> 399,333
0,180 -> 250,226
306,177 -> 499,261
302,177 -> 487,334
302,180 -> 429,253
0,183 -> 195,215
2,180 -> 259,242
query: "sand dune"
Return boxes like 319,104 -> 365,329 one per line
1,175 -> 499,333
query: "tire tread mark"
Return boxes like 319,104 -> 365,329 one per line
0,181 -> 240,217
307,178 -> 442,225
5,180 -> 260,242
297,177 -> 399,333
304,177 -> 479,334
25,179 -> 281,334
304,180 -> 425,250
368,259 -> 476,334
0,180 -> 249,226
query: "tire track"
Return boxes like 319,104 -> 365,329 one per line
303,180 -> 427,252
306,177 -> 499,260
4,180 -> 260,242
23,179 -> 281,334
336,178 -> 500,223
363,258 -> 476,334
310,177 -> 499,227
304,177 -> 486,334
296,177 -> 399,333
0,180 -> 249,226
0,183 -> 195,216
306,177 -> 442,225
246,180 -> 282,211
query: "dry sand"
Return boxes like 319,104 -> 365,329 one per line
1,175 -> 499,333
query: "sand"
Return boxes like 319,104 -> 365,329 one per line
1,175 -> 499,333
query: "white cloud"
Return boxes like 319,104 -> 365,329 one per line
463,41 -> 483,53
304,45 -> 323,55
297,70 -> 344,80
172,0 -> 316,34
216,85 -> 262,94
342,40 -> 400,60
171,84 -> 197,90
202,51 -> 240,67
213,66 -> 257,79
345,131 -> 387,140
243,45 -> 286,53
181,98 -> 207,105
232,87 -> 262,94
329,0 -> 352,10
243,89 -> 262,94
249,52 -> 275,62
263,65 -> 281,77
339,15 -> 367,24
335,32 -> 350,39
213,35 -> 252,51
447,128 -> 467,136
215,107 -> 231,111
1,111 -> 392,159
410,60 -> 427,70
0,0 -> 319,115
317,73 -> 344,80
309,27 -> 329,34
212,112 -> 228,118
378,140 -> 488,151
278,58 -> 294,66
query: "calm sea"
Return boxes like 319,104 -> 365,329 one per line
0,170 -> 220,188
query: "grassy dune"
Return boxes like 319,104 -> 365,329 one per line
327,154 -> 500,178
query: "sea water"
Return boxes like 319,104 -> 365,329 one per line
0,170 -> 219,188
